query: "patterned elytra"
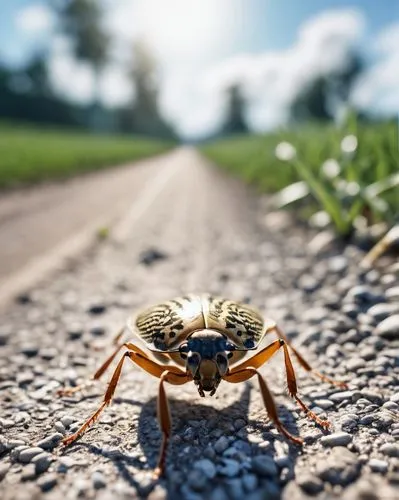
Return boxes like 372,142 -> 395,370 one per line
130,294 -> 266,352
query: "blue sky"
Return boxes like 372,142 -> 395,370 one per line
1,0 -> 399,137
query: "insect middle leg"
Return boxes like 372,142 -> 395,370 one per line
265,322 -> 348,389
224,365 -> 303,444
228,339 -> 330,428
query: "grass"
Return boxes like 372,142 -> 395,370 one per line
201,119 -> 398,236
0,122 -> 174,188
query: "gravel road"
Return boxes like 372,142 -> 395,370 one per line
0,148 -> 398,500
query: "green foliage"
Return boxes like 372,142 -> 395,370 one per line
201,120 -> 398,236
0,123 -> 173,188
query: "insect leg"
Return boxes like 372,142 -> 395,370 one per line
267,323 -> 347,389
57,327 -> 128,397
224,367 -> 303,445
62,349 -> 130,446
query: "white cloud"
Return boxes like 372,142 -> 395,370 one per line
202,8 -> 365,132
352,23 -> 399,114
15,3 -> 53,34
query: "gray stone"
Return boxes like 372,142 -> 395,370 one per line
18,447 -> 45,463
320,432 -> 352,447
316,447 -> 360,485
32,452 -> 52,474
37,473 -> 58,492
214,436 -> 229,454
36,433 -> 63,450
380,443 -> 399,457
218,459 -> 240,477
251,456 -> 278,477
296,474 -> 324,494
368,303 -> 398,321
241,474 -> 258,492
375,315 -> 399,340
0,463 -> 10,481
187,469 -> 208,491
92,471 -> 107,489
368,459 -> 388,473
194,459 -> 216,479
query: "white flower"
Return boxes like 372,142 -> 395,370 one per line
275,142 -> 296,162
321,159 -> 341,178
341,135 -> 358,154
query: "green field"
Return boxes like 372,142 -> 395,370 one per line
0,123 -> 174,188
201,120 -> 398,235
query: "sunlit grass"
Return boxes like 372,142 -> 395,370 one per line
0,122 -> 174,188
201,120 -> 398,236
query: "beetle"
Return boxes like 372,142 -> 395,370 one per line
59,294 -> 347,477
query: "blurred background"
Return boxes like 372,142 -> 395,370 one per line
0,0 -> 398,236
1,0 -> 398,139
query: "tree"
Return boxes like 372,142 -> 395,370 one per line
289,51 -> 364,123
118,41 -> 176,139
220,84 -> 249,135
54,0 -> 109,104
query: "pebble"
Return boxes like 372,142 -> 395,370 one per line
194,459 -> 216,479
368,459 -> 388,473
296,474 -> 324,494
360,389 -> 384,405
0,418 -> 14,429
380,443 -> 399,457
36,433 -> 63,450
375,315 -> 399,340
92,471 -> 107,489
241,473 -> 258,492
316,447 -> 360,485
60,415 -> 76,428
386,286 -> 399,301
329,390 -> 355,403
187,469 -> 208,491
218,459 -> 240,477
367,303 -> 398,321
321,432 -> 352,447
214,436 -> 229,454
18,447 -> 45,463
37,473 -> 58,492
251,456 -> 278,477
32,452 -> 52,474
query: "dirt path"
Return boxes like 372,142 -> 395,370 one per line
0,150 -> 180,283
0,148 -> 398,500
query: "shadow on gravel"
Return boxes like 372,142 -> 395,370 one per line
61,384 -> 302,498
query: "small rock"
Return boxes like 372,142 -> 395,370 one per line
20,345 -> 39,357
368,459 -> 388,473
18,447 -> 44,463
139,248 -> 168,266
92,471 -> 107,489
251,455 -> 278,477
218,459 -> 240,477
360,389 -> 384,405
367,303 -> 398,322
22,464 -> 36,481
187,469 -> 207,491
321,432 -> 352,447
32,452 -> 52,474
194,459 -> 216,479
88,303 -> 106,315
316,447 -> 360,485
375,316 -> 399,340
380,443 -> 399,457
37,473 -> 58,492
241,473 -> 258,492
296,474 -> 324,494
60,415 -> 76,428
214,436 -> 229,454
36,433 -> 63,450
0,418 -> 14,429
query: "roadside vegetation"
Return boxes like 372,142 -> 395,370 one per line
0,122 -> 174,188
201,119 -> 398,237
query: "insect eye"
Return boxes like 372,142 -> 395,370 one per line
187,352 -> 201,375
216,354 -> 228,375
225,342 -> 236,351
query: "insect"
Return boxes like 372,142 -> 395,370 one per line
58,294 -> 347,477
